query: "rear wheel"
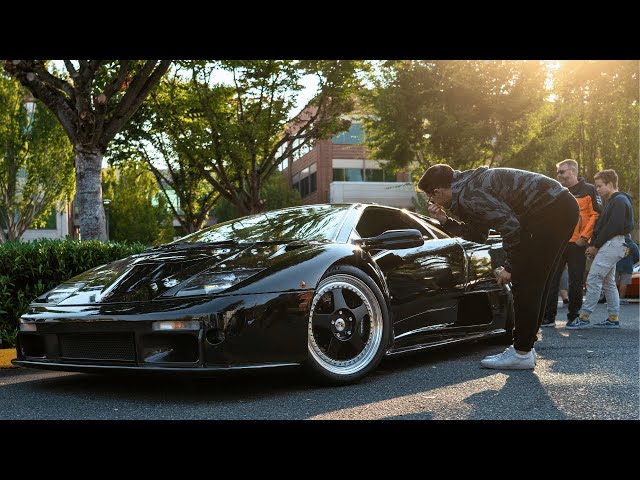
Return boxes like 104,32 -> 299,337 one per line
305,265 -> 390,385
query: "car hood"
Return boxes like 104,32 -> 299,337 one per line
37,241 -> 320,306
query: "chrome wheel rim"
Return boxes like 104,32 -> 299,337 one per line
308,275 -> 383,376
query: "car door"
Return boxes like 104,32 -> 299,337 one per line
354,206 -> 466,345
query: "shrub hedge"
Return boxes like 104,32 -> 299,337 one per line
0,239 -> 146,347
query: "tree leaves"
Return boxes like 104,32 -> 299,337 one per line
0,73 -> 75,242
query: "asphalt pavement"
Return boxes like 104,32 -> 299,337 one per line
1,299 -> 638,420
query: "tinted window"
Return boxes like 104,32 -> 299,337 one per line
181,205 -> 351,243
356,207 -> 429,238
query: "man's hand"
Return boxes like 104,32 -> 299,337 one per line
576,236 -> 588,247
496,268 -> 512,286
586,246 -> 598,258
427,203 -> 447,224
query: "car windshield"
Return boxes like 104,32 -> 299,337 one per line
180,205 -> 351,244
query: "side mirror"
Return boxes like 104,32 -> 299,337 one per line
357,229 -> 424,250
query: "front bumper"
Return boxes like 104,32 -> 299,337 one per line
16,291 -> 312,372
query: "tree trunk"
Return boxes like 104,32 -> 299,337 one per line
74,146 -> 107,241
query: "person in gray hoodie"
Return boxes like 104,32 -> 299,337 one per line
567,169 -> 634,329
418,164 -> 579,370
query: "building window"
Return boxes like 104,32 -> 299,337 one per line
292,172 -> 300,193
310,163 -> 317,194
293,163 -> 317,198
333,167 -> 392,182
30,208 -> 57,230
365,169 -> 384,182
333,168 -> 365,182
291,138 -> 315,162
332,122 -> 365,144
276,144 -> 288,171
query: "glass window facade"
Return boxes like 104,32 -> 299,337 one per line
291,138 -> 315,162
292,163 -> 317,198
332,122 -> 365,144
333,168 -> 388,182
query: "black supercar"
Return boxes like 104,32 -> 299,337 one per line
14,203 -> 513,385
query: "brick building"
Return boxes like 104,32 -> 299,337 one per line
279,119 -> 418,209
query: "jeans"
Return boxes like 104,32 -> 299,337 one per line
581,235 -> 627,318
544,242 -> 587,322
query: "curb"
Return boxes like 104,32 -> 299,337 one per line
0,349 -> 17,369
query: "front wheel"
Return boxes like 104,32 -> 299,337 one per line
305,265 -> 390,386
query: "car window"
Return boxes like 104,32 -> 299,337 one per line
355,207 -> 429,238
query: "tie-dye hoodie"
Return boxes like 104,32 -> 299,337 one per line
443,166 -> 568,271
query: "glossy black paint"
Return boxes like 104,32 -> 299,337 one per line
14,203 -> 511,374
359,229 -> 424,250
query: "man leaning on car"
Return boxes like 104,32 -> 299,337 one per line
418,164 -> 579,370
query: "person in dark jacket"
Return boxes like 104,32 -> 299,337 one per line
542,159 -> 601,327
418,164 -> 579,369
568,169 -> 634,329
616,234 -> 639,303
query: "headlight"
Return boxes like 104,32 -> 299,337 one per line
173,269 -> 264,297
36,282 -> 85,304
19,318 -> 37,332
151,320 -> 201,331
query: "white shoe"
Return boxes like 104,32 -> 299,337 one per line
483,346 -> 536,365
481,345 -> 535,370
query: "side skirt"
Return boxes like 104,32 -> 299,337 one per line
12,360 -> 302,374
385,329 -> 506,357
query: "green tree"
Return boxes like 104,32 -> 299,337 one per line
362,60 -> 548,173
117,60 -> 365,218
110,87 -> 219,234
4,60 -> 170,241
0,73 -> 74,242
527,61 -> 639,200
102,163 -> 174,245
214,172 -> 302,222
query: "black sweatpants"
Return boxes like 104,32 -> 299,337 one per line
543,242 -> 587,323
510,190 -> 579,351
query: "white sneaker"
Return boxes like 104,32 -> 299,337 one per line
483,346 -> 536,365
480,345 -> 535,370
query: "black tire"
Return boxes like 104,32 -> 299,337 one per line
304,265 -> 391,386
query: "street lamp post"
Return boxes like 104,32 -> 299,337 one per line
102,198 -> 111,241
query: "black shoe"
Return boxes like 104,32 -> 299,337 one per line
562,298 -> 569,304
541,319 -> 556,328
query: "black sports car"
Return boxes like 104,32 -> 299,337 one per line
14,203 -> 512,385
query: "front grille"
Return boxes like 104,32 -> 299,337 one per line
59,333 -> 136,362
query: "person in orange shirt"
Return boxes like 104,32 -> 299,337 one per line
541,159 -> 601,328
